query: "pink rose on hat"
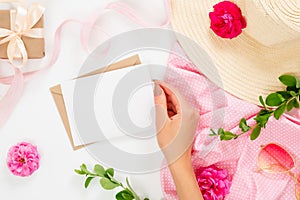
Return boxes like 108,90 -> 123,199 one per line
209,1 -> 247,39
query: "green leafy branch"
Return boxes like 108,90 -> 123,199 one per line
75,164 -> 150,200
210,75 -> 300,141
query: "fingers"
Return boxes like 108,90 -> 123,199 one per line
155,81 -> 181,116
154,83 -> 167,110
154,83 -> 169,129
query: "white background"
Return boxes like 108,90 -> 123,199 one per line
0,0 -> 169,199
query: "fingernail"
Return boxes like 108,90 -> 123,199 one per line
154,83 -> 162,96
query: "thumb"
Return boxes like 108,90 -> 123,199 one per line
154,83 -> 167,108
154,83 -> 169,130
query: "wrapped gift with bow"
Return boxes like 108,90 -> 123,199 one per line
0,2 -> 45,68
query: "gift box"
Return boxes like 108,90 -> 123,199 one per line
0,9 -> 45,59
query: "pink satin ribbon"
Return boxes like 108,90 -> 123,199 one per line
0,0 -> 172,127
81,0 -> 172,52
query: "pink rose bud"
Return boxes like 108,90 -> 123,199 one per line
209,1 -> 246,39
7,142 -> 40,177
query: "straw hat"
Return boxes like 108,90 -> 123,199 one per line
171,0 -> 300,105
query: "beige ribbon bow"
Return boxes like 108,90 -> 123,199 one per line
0,3 -> 44,68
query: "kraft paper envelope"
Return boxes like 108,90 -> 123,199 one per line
50,55 -> 142,150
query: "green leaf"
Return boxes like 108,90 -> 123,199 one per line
106,168 -> 114,177
116,193 -> 126,200
74,169 -> 86,175
287,86 -> 298,92
80,164 -> 89,174
250,126 -> 262,140
116,190 -> 134,200
259,96 -> 266,108
220,132 -> 237,141
294,99 -> 300,108
239,118 -> 251,132
258,109 -> 273,115
144,198 -> 150,200
254,110 -> 273,127
94,164 -> 105,176
296,79 -> 300,89
290,91 -> 298,97
85,177 -> 94,188
218,128 -> 225,135
266,93 -> 284,106
274,102 -> 286,120
279,75 -> 297,87
108,176 -> 120,185
209,129 -> 217,136
100,178 -> 119,190
121,193 -> 134,200
287,99 -> 295,112
276,91 -> 292,100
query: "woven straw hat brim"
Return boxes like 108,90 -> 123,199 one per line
171,0 -> 300,105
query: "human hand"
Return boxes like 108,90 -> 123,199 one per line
154,81 -> 203,200
154,81 -> 199,164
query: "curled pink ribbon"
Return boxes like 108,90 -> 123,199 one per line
0,2 -> 44,127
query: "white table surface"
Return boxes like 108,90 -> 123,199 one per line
0,0 -> 169,199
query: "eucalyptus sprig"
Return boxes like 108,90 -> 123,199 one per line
75,164 -> 150,200
210,75 -> 300,141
